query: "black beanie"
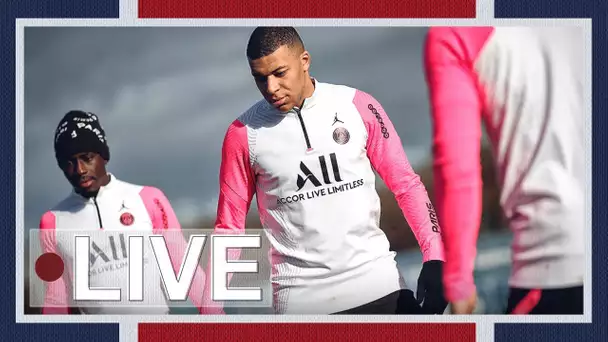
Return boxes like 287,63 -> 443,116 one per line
54,110 -> 110,164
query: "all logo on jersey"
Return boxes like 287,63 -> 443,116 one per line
120,212 -> 134,226
277,153 -> 365,205
296,153 -> 343,191
333,127 -> 350,145
88,232 -> 151,276
90,234 -> 127,267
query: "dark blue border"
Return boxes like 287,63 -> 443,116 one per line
2,2 -> 120,341
495,1 -> 607,341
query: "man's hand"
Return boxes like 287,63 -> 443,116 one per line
450,291 -> 477,314
416,260 -> 448,314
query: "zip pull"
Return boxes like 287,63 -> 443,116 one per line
294,99 -> 313,152
93,196 -> 104,229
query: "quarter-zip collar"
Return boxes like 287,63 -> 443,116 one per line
292,77 -> 321,113
268,78 -> 322,152
273,77 -> 322,116
290,78 -> 322,152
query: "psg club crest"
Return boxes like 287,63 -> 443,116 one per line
120,212 -> 134,226
333,127 -> 350,145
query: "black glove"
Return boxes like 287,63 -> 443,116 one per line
416,260 -> 448,314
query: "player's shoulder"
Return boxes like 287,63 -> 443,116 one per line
235,98 -> 280,130
316,80 -> 378,111
40,193 -> 79,229
100,176 -> 145,202
139,185 -> 167,200
325,81 -> 381,106
39,210 -> 57,229
240,98 -> 271,118
426,26 -> 456,39
113,177 -> 166,200
116,179 -> 174,214
425,27 -> 495,60
46,192 -> 80,214
316,80 -> 358,100
426,26 -> 493,41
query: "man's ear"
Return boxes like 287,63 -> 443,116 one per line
300,50 -> 311,73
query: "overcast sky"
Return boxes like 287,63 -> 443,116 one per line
23,26 -> 434,229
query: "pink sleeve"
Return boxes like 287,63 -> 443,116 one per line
139,186 -> 207,313
423,27 -> 493,302
39,211 -> 69,314
215,119 -> 256,232
203,119 -> 255,314
354,90 -> 445,262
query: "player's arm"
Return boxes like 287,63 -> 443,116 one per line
423,27 -> 491,304
353,89 -> 445,263
140,186 -> 207,314
214,119 -> 255,236
204,119 -> 256,313
354,89 -> 448,314
39,211 -> 69,314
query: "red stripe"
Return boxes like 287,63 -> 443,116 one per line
138,0 -> 476,18
511,289 -> 542,314
138,323 -> 475,342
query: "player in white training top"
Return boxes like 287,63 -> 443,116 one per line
424,27 -> 585,314
39,110 -> 207,314
205,27 -> 447,315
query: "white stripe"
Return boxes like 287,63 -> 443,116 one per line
477,322 -> 495,342
15,17 -> 25,320
120,322 -> 137,342
120,0 -> 138,19
477,0 -> 495,21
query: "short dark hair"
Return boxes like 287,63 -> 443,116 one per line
246,27 -> 305,60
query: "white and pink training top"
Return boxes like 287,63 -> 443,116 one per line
39,175 -> 207,314
424,27 -> 585,302
214,79 -> 444,314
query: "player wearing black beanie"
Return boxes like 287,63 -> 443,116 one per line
39,110 -> 210,315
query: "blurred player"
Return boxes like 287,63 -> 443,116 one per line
39,110 -> 207,314
209,27 -> 446,314
423,27 -> 585,314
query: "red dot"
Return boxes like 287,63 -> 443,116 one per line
35,252 -> 64,282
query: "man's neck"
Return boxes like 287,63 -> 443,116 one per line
100,173 -> 111,187
298,77 -> 315,108
77,188 -> 98,199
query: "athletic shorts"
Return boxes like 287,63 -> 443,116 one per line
332,289 -> 424,314
505,286 -> 583,314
